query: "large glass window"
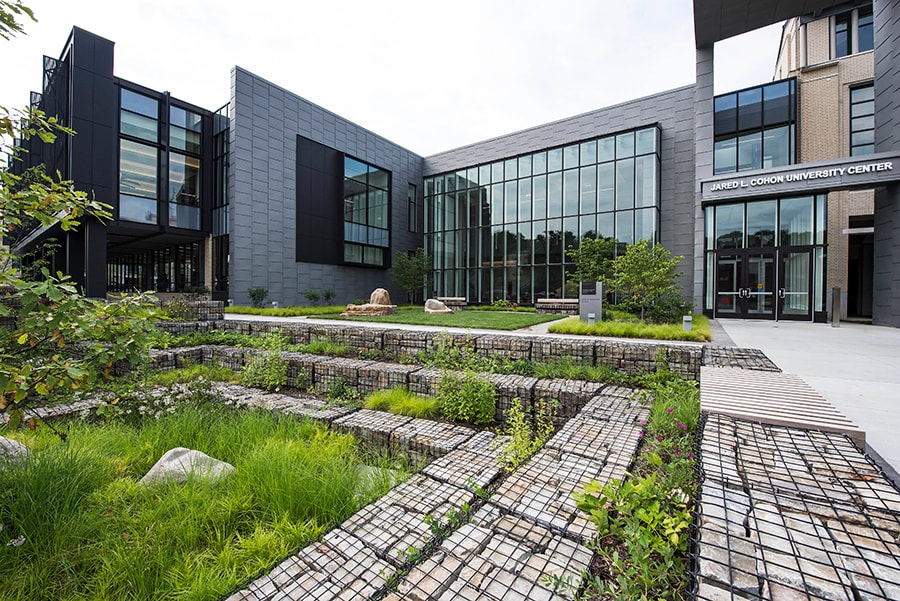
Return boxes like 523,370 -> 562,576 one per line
850,83 -> 875,156
168,153 -> 201,229
424,126 -> 661,302
714,79 -> 796,174
170,106 -> 202,154
343,155 -> 391,267
120,139 -> 158,224
834,6 -> 874,58
120,89 -> 158,142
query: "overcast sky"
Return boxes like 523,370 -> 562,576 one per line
4,0 -> 783,156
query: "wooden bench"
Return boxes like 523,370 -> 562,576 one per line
534,298 -> 579,315
436,297 -> 467,311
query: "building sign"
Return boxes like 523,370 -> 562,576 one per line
701,153 -> 900,203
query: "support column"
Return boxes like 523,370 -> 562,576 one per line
872,0 -> 900,326
694,45 -> 715,312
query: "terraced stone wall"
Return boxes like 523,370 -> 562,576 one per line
153,320 -> 703,380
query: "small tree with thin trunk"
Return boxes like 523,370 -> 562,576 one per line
392,248 -> 431,304
613,240 -> 683,320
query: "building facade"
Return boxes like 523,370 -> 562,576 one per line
13,1 -> 900,326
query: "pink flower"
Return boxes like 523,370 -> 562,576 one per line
687,454 -> 695,460
657,436 -> 663,442
676,449 -> 682,455
667,408 -> 674,414
638,430 -> 644,437
678,422 -> 687,430
638,419 -> 645,425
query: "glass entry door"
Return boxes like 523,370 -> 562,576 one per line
715,250 -> 776,319
778,249 -> 812,320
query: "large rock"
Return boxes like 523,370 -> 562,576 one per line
341,303 -> 397,316
139,447 -> 235,486
370,288 -> 392,305
424,298 -> 453,314
0,437 -> 29,468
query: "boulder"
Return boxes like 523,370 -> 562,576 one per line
139,447 -> 235,486
341,303 -> 397,316
369,288 -> 392,306
424,298 -> 453,314
0,437 -> 29,468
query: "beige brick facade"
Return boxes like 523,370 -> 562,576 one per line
776,10 -> 875,313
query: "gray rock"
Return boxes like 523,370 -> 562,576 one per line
0,437 -> 29,468
140,447 -> 235,485
425,298 -> 452,314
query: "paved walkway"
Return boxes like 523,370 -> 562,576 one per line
715,320 -> 900,484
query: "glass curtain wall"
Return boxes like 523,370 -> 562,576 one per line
703,194 -> 827,316
424,126 -> 660,303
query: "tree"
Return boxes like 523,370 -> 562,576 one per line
392,248 -> 431,303
612,240 -> 683,320
1,3 -> 155,430
566,236 -> 617,286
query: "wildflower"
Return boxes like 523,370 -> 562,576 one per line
638,430 -> 644,437
676,449 -> 682,455
657,436 -> 663,442
687,453 -> 695,460
667,408 -> 674,414
678,422 -> 687,430
638,419 -> 645,425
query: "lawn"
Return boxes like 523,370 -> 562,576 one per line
0,402 -> 404,601
317,307 -> 563,330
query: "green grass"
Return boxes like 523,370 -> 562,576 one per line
364,387 -> 439,419
547,314 -> 711,342
155,330 -> 350,357
146,363 -> 239,386
0,405 -> 405,601
322,307 -> 562,330
531,356 -> 634,385
224,305 -> 347,316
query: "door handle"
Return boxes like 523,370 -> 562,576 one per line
778,288 -> 785,299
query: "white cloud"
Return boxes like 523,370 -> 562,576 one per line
4,0 -> 783,155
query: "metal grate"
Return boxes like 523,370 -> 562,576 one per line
691,412 -> 900,600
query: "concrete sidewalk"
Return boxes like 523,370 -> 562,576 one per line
715,319 -> 900,483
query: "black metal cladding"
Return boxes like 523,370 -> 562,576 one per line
295,135 -> 343,265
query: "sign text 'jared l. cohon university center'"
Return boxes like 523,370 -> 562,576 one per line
701,153 -> 900,203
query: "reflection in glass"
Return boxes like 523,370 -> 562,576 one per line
615,158 -> 634,209
762,126 -> 790,168
715,204 -> 744,249
580,166 -> 596,214
547,172 -> 562,218
580,140 -> 597,166
738,88 -> 762,129
120,139 -> 158,199
563,169 -> 579,216
547,148 -> 563,172
616,211 -> 634,245
635,127 -> 657,155
616,132 -> 634,158
714,138 -> 736,174
169,154 -> 200,207
120,194 -> 157,224
532,175 -> 547,220
634,155 -> 656,207
738,132 -> 761,172
597,163 -> 614,212
780,196 -> 813,246
597,137 -> 615,162
635,208 -> 655,243
746,200 -> 776,247
563,145 -> 579,170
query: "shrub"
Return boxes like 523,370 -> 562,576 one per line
436,370 -> 496,425
322,290 -> 336,304
248,287 -> 268,308
646,289 -> 694,325
240,353 -> 287,391
303,289 -> 321,305
495,398 -> 557,471
364,388 -> 439,419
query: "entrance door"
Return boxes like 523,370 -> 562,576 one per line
715,250 -> 776,319
778,249 -> 812,320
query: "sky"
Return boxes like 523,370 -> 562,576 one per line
3,0 -> 784,156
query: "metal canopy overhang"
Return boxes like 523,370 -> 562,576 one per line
693,0 -> 851,47
700,151 -> 900,203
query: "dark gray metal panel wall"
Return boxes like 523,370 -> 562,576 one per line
423,86 -> 700,305
873,0 -> 900,326
694,46 -> 715,310
228,67 -> 424,307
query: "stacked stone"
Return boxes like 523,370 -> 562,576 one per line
696,414 -> 900,600
487,373 -> 539,422
211,383 -> 354,424
156,318 -> 705,380
701,346 -> 781,372
533,379 -> 606,424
